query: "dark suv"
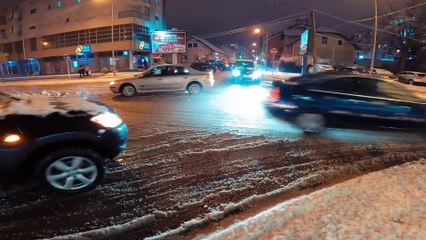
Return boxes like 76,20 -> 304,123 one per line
0,92 -> 128,194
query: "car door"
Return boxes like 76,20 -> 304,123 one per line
308,77 -> 407,127
136,66 -> 168,92
164,66 -> 190,90
372,80 -> 425,128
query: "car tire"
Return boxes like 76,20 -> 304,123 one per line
187,82 -> 203,95
121,84 -> 137,97
295,113 -> 326,133
35,148 -> 105,194
408,80 -> 414,85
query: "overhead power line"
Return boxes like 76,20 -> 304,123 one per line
194,11 -> 307,39
316,10 -> 424,43
334,1 -> 426,27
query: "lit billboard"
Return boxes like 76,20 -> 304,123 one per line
151,31 -> 187,54
300,30 -> 309,54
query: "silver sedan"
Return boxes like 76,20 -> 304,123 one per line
109,64 -> 215,97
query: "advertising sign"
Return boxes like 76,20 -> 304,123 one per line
151,31 -> 187,54
300,30 -> 309,54
76,45 -> 92,54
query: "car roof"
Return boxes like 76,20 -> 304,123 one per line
236,59 -> 254,62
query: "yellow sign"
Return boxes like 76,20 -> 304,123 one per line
138,41 -> 145,50
75,45 -> 83,54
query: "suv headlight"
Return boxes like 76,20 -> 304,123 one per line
232,69 -> 241,77
91,112 -> 122,128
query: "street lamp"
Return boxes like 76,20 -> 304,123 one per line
111,0 -> 116,76
254,28 -> 261,34
252,42 -> 257,47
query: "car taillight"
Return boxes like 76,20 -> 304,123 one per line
267,87 -> 280,102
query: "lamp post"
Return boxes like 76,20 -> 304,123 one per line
111,0 -> 116,76
370,0 -> 378,71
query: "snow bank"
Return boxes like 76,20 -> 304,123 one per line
205,159 -> 426,240
0,95 -> 108,119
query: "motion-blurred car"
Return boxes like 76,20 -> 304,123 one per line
109,64 -> 215,97
0,92 -> 128,194
230,59 -> 262,84
397,71 -> 426,85
368,68 -> 398,81
265,74 -> 426,133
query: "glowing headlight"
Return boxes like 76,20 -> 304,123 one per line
3,134 -> 21,143
252,71 -> 261,79
109,81 -> 116,86
232,69 -> 241,77
91,112 -> 122,128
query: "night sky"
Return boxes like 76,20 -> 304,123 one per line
2,0 -> 386,44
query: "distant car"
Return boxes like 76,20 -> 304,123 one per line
109,64 -> 215,97
230,59 -> 262,84
190,62 -> 216,72
397,71 -> 426,85
265,75 -> 426,133
0,92 -> 128,194
206,60 -> 229,71
335,66 -> 360,74
368,68 -> 398,81
309,64 -> 335,74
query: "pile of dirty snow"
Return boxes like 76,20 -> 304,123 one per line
205,159 -> 426,240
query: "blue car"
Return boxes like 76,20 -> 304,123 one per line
265,74 -> 426,134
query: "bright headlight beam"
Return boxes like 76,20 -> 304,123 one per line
91,112 -> 122,128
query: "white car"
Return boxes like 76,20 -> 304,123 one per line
368,68 -> 398,81
109,64 -> 215,97
397,71 -> 426,85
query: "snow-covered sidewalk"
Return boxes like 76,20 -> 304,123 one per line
205,159 -> 426,240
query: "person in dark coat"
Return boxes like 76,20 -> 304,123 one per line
142,59 -> 148,70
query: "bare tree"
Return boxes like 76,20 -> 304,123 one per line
383,0 -> 426,71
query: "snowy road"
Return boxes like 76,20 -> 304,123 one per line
0,74 -> 425,239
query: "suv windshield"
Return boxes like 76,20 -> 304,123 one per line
235,61 -> 254,68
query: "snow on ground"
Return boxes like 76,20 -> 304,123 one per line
204,159 -> 426,240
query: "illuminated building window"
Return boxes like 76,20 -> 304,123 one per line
57,1 -> 62,8
76,0 -> 81,3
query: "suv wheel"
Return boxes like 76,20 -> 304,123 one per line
187,82 -> 203,95
408,80 -> 414,85
36,149 -> 105,194
295,113 -> 326,133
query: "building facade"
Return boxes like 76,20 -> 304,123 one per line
181,37 -> 231,64
0,0 -> 164,75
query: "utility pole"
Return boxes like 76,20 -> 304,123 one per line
311,9 -> 317,67
111,0 -> 117,76
370,0 -> 378,70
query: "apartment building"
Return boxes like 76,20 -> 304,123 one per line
0,0 -> 164,75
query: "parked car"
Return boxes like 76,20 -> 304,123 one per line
309,64 -> 335,74
368,68 -> 398,81
397,71 -> 426,85
265,74 -> 426,134
190,62 -> 216,72
230,59 -> 262,84
109,64 -> 215,97
0,92 -> 128,194
206,60 -> 230,71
